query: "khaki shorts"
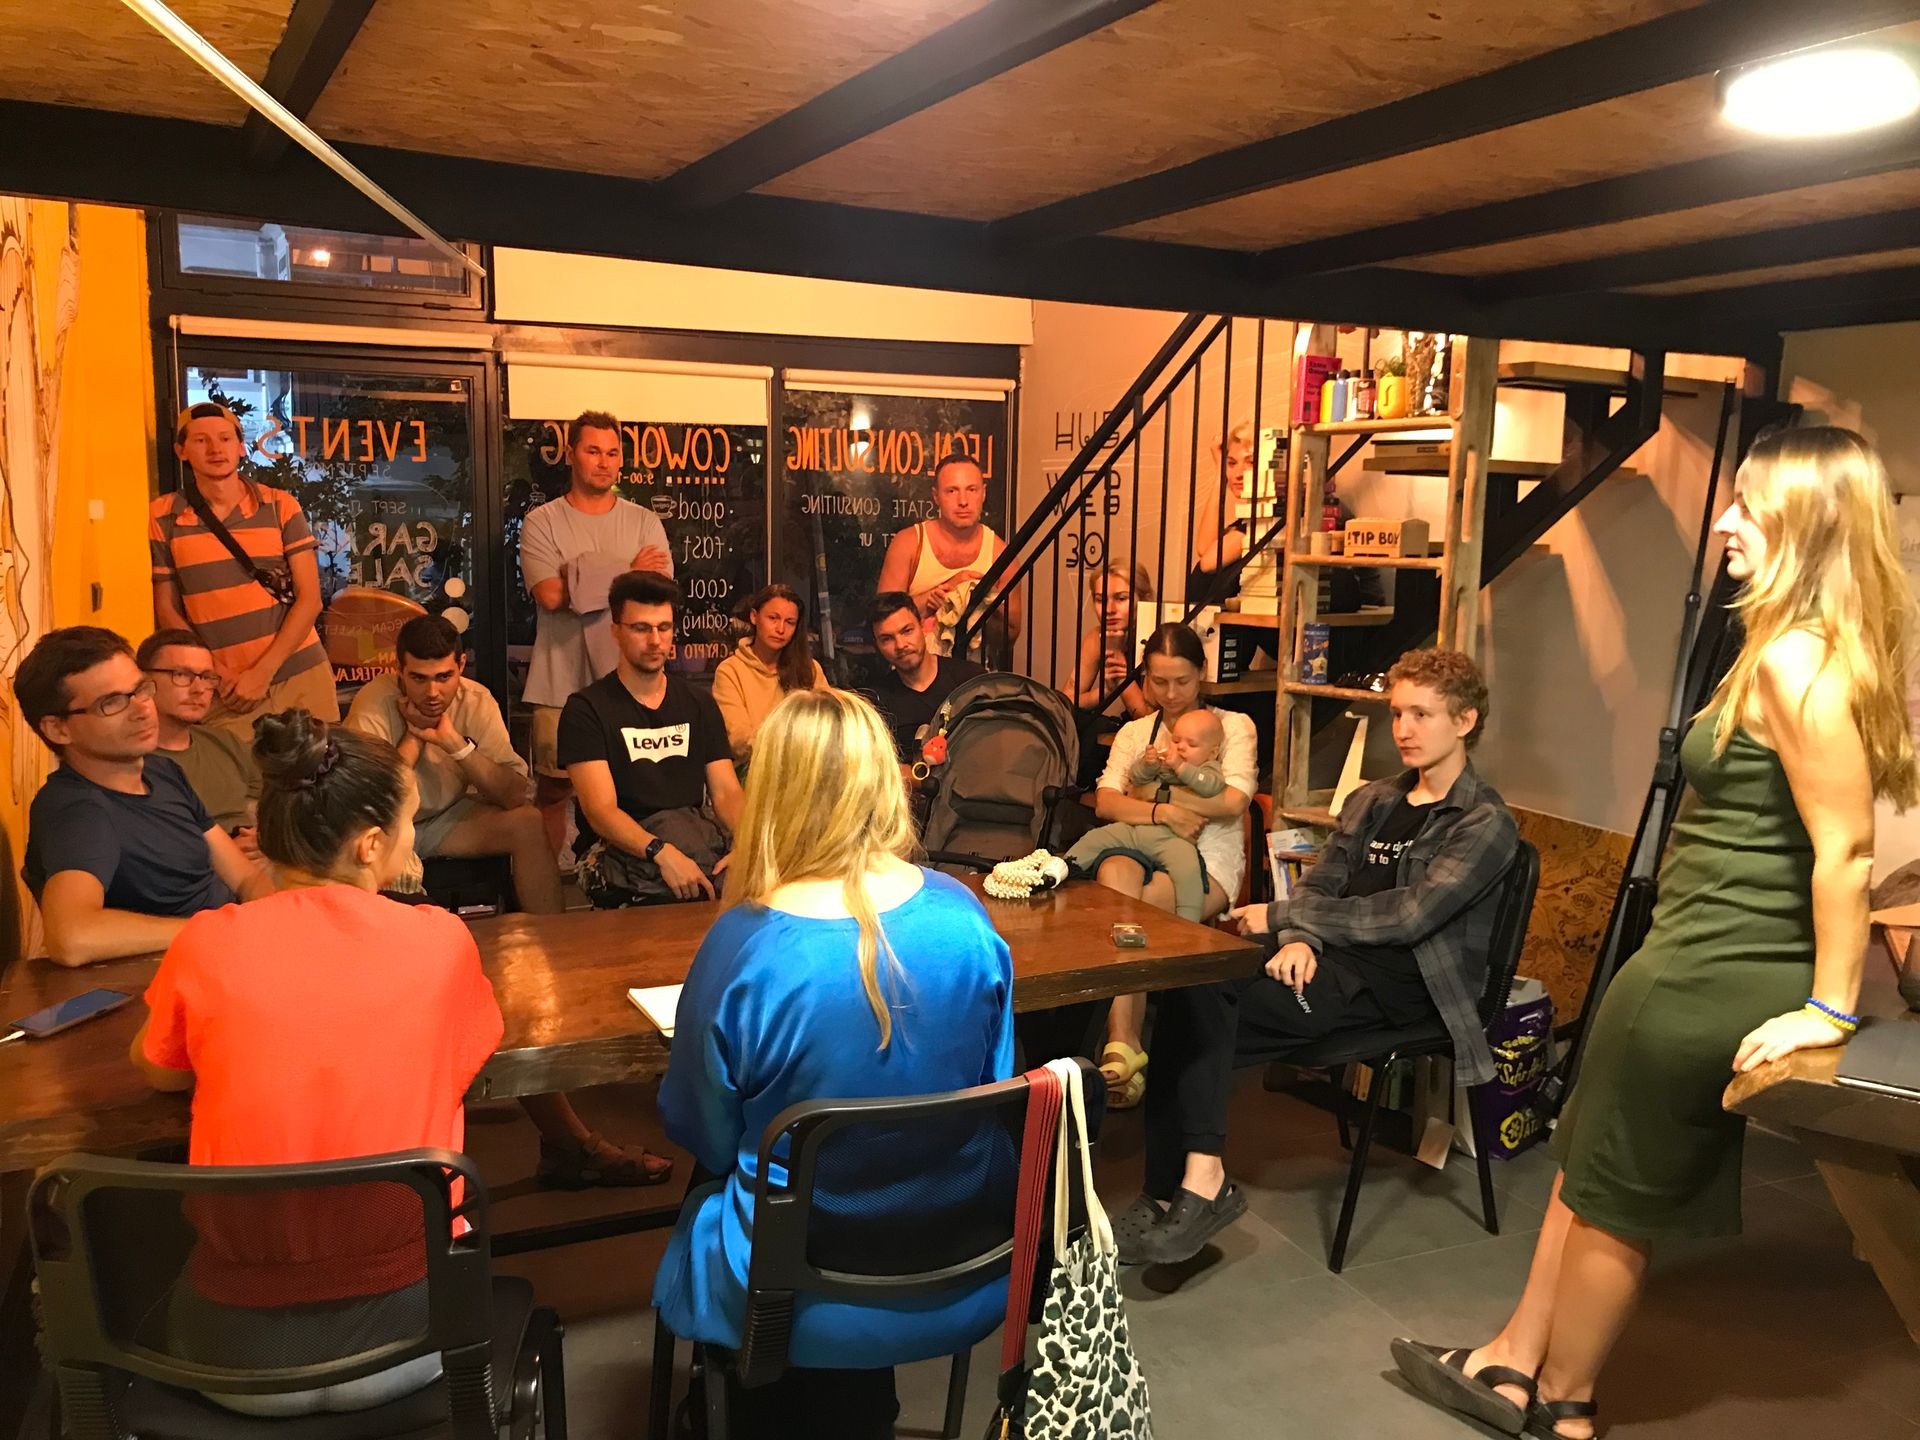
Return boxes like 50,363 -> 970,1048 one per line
414,794 -> 488,859
529,704 -> 568,780
203,661 -> 340,744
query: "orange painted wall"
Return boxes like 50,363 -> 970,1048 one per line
1,200 -> 154,960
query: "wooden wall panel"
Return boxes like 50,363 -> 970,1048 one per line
765,0 -> 1692,219
1512,807 -> 1631,1026
0,0 -> 287,126
1408,170 -> 1920,275
307,0 -> 992,181
1121,76 -> 1736,251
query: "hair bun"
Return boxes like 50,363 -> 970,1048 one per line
253,709 -> 336,792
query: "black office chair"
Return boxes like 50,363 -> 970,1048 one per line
1286,840 -> 1541,1273
649,1060 -> 1102,1440
30,1149 -> 565,1440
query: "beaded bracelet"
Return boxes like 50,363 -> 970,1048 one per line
1804,997 -> 1861,1033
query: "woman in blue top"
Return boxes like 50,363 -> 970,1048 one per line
654,686 -> 1015,1438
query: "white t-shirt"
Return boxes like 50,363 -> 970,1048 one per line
518,495 -> 671,707
1097,706 -> 1258,901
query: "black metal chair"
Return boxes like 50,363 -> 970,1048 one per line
1286,839 -> 1541,1273
30,1148 -> 565,1440
648,1060 -> 1101,1440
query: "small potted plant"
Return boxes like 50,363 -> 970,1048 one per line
1376,356 -> 1409,419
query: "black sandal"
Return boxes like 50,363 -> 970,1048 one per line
1390,1338 -> 1537,1435
1525,1396 -> 1598,1438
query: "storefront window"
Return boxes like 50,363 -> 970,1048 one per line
181,361 -> 480,705
173,215 -> 471,296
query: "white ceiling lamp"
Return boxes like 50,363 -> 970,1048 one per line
1720,43 -> 1920,139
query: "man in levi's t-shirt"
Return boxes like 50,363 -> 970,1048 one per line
557,571 -> 742,904
131,712 -> 502,1418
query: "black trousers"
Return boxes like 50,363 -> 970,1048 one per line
1142,957 -> 1403,1199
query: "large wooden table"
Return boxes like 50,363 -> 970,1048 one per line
1725,1007 -> 1920,1347
0,876 -> 1256,1173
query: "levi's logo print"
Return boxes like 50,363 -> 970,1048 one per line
622,723 -> 690,763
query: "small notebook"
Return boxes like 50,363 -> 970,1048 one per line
627,985 -> 683,1040
1835,1016 -> 1920,1100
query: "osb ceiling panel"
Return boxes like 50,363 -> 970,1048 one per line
1405,169 -> 1920,275
0,0 -> 287,125
1630,245 -> 1920,294
764,0 -> 1696,219
1119,75 -> 1737,250
309,0 -> 993,182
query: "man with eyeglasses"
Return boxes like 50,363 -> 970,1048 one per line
137,629 -> 261,855
559,572 -> 742,905
17,627 -> 271,967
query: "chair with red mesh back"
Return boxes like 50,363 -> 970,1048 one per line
30,1148 -> 565,1440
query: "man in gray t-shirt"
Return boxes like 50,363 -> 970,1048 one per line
519,410 -> 672,852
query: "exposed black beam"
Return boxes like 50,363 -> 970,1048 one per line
994,0 -> 1920,246
0,101 -> 1779,359
1676,261 -> 1920,330
1258,120 -> 1920,279
242,0 -> 378,166
1486,207 -> 1920,299
661,0 -> 1156,209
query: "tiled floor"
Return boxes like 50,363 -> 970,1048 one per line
462,1071 -> 1920,1438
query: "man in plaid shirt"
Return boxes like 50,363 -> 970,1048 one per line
1118,648 -> 1519,1267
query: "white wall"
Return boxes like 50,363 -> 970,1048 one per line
1782,323 -> 1920,880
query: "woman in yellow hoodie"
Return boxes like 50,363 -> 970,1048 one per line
712,583 -> 828,767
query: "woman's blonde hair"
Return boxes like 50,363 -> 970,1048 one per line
1089,559 -> 1154,603
1708,425 -> 1919,807
723,686 -> 920,1045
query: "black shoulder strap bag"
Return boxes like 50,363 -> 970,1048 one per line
181,484 -> 296,604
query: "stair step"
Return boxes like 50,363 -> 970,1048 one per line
1302,414 -> 1456,437
1287,552 -> 1444,571
1280,682 -> 1390,703
1278,806 -> 1340,829
1497,361 -> 1701,397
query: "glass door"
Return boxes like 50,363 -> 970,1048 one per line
173,346 -> 501,710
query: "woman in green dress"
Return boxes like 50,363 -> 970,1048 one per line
1391,426 -> 1920,1440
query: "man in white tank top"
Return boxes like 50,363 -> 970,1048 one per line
876,454 -> 1022,657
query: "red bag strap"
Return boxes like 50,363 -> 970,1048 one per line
999,1064 -> 1063,1375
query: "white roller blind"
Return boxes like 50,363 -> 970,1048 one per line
783,370 -> 1014,402
493,249 -> 1033,346
502,354 -> 771,424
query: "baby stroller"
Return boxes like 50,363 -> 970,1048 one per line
917,673 -> 1085,872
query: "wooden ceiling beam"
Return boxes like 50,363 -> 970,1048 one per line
242,0 -> 377,166
1257,120 -> 1920,280
993,0 -> 1920,246
0,100 -> 1781,360
1485,207 -> 1920,299
659,0 -> 1156,210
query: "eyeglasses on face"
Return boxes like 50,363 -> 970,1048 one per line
145,666 -> 219,690
63,677 -> 159,718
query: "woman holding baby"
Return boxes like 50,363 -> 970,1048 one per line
1089,622 -> 1256,1107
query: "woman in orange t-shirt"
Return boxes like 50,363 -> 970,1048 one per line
134,709 -> 503,1417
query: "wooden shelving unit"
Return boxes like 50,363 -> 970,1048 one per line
1272,331 -> 1500,831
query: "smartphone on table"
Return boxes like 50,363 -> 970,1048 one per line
2,988 -> 135,1043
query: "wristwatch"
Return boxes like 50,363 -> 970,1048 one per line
642,835 -> 666,862
449,736 -> 478,761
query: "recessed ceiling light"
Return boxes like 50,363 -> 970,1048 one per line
1721,45 -> 1920,139
309,247 -> 332,265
